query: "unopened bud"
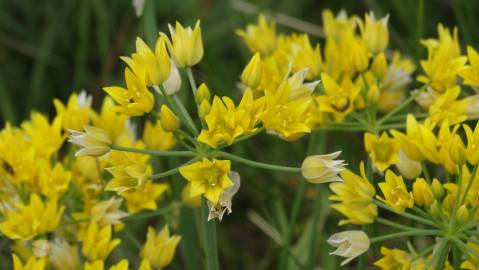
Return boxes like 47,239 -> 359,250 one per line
159,105 -> 180,132
431,178 -> 445,199
195,83 -> 211,104
456,205 -> 470,224
429,200 -> 442,219
241,53 -> 262,89
412,178 -> 434,207
198,99 -> 211,119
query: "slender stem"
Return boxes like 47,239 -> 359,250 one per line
451,166 -> 463,229
452,244 -> 461,269
111,145 -> 196,157
422,162 -> 431,183
370,229 -> 440,243
459,165 -> 478,206
376,86 -> 425,126
218,127 -> 265,149
186,67 -> 198,95
278,180 -> 306,270
173,94 -> 199,135
376,217 -> 419,231
374,200 -> 439,227
201,197 -> 219,270
123,226 -> 142,250
149,167 -> 180,179
216,151 -> 301,173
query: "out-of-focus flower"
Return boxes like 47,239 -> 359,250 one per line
364,132 -> 399,172
301,151 -> 346,183
68,125 -> 112,157
241,53 -> 263,89
179,159 -> 233,204
327,230 -> 370,266
377,170 -> 414,213
109,260 -> 129,270
460,46 -> 479,87
32,239 -> 50,258
0,194 -> 64,240
329,163 -> 377,225
12,254 -> 46,270
79,222 -> 121,261
207,171 -> 241,221
195,83 -> 211,104
140,225 -> 181,269
54,90 -> 92,131
237,14 -> 277,56
162,20 -> 203,67
121,180 -> 168,214
105,163 -> 152,194
317,73 -> 360,121
374,247 -> 412,269
143,120 -> 176,151
360,12 -> 389,55
49,239 -> 80,270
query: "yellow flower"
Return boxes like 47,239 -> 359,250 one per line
161,60 -> 182,95
317,73 -> 360,121
142,120 -> 176,151
105,163 -> 152,194
464,122 -> 479,165
181,183 -> 202,208
377,170 -> 414,213
141,225 -> 181,269
198,89 -> 263,148
360,12 -> 389,54
322,9 -> 358,42
39,162 -> 72,201
21,112 -> 64,159
236,14 -> 277,56
428,86 -> 467,125
327,230 -> 370,266
159,105 -> 180,132
460,46 -> 479,86
139,259 -> 152,270
103,68 -> 154,116
364,132 -> 399,172
241,53 -> 263,89
374,247 -> 411,270
301,151 -> 346,184
195,83 -> 211,104
91,97 -> 129,142
79,222 -> 121,261
284,34 -> 322,79
329,163 -> 377,225
12,254 -> 46,270
83,261 -> 104,270
74,198 -> 128,227
417,24 -> 467,93
121,36 -> 170,86
412,178 -> 434,206
53,90 -> 92,131
461,242 -> 479,269
121,180 -> 168,214
179,158 -> 233,204
261,75 -> 313,141
109,260 -> 129,270
68,125 -> 112,157
163,20 -> 203,67
0,194 -> 64,240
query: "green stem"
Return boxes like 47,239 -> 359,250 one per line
422,162 -> 431,183
216,151 -> 301,173
459,165 -> 478,206
278,180 -> 306,270
452,244 -> 461,270
122,202 -> 183,221
374,200 -> 439,228
173,94 -> 199,135
186,67 -> 198,95
376,217 -> 419,231
218,127 -> 265,149
201,197 -> 219,270
111,145 -> 195,157
451,166 -> 463,229
370,229 -> 440,243
377,86 -> 425,126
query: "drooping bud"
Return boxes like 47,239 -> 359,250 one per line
327,230 -> 370,266
301,151 -> 346,184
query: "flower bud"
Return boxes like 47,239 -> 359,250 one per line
429,200 -> 442,219
412,178 -> 434,206
362,12 -> 389,54
301,151 -> 346,184
195,83 -> 211,104
163,20 -> 203,67
154,36 -> 172,84
241,53 -> 262,89
449,135 -> 467,165
159,105 -> 180,132
367,84 -> 380,105
161,60 -> 181,95
181,183 -> 201,208
327,230 -> 370,266
395,150 -> 422,179
431,178 -> 445,199
198,99 -> 211,120
457,205 -> 470,224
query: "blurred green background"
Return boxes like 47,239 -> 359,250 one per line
1,0 -> 478,269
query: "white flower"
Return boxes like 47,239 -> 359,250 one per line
91,198 -> 129,226
49,238 -> 80,270
161,60 -> 182,95
207,171 -> 241,221
132,0 -> 146,17
301,151 -> 346,184
68,125 -> 112,157
77,90 -> 93,108
395,150 -> 422,179
327,230 -> 370,266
